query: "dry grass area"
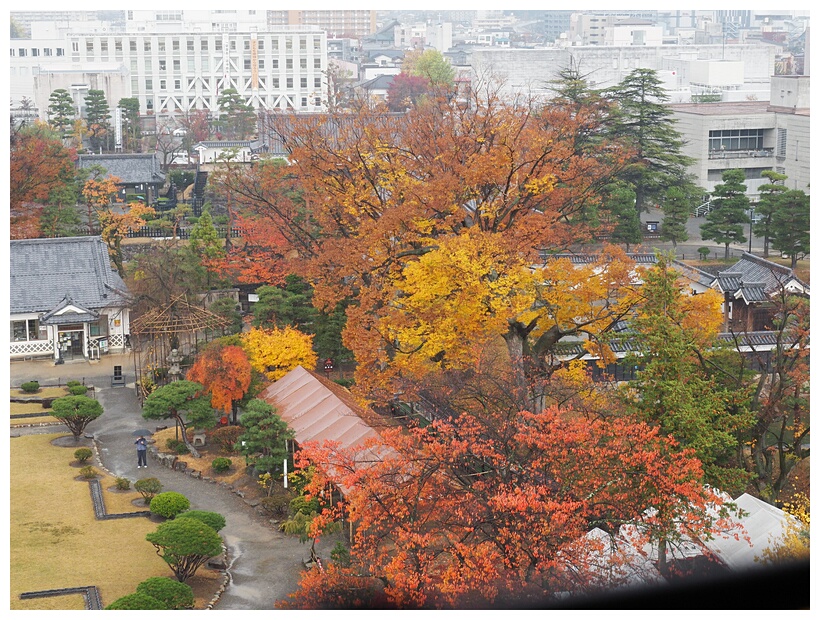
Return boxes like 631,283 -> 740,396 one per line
10,402 -> 59,427
10,433 -> 223,610
10,386 -> 70,399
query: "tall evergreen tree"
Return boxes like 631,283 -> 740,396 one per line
216,88 -> 256,140
753,170 -> 788,258
700,169 -> 750,259
84,89 -> 111,152
602,182 -> 643,250
769,189 -> 810,269
236,398 -> 294,478
118,97 -> 141,152
605,68 -> 694,214
660,184 -> 697,247
47,89 -> 76,136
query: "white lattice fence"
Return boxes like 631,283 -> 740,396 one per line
108,334 -> 125,349
10,340 -> 53,357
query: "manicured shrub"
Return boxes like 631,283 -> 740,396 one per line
211,457 -> 232,473
66,380 -> 82,387
176,510 -> 227,532
115,477 -> 131,491
134,477 -> 163,504
68,384 -> 88,396
73,447 -> 93,463
166,438 -> 190,454
79,465 -> 98,479
21,381 -> 40,393
136,577 -> 194,610
150,491 -> 190,519
105,592 -> 168,610
209,425 -> 242,453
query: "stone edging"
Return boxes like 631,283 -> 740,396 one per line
19,585 -> 103,609
90,437 -> 232,609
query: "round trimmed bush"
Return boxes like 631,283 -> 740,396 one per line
135,477 -> 163,504
211,457 -> 232,473
79,465 -> 98,479
68,384 -> 88,396
21,381 -> 40,393
176,510 -> 226,532
105,592 -> 168,610
74,447 -> 93,463
115,477 -> 131,491
136,576 -> 194,610
66,380 -> 82,387
150,491 -> 190,519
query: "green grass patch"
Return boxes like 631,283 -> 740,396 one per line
10,433 -> 171,609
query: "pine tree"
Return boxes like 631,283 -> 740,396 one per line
602,182 -> 642,250
216,88 -> 256,140
769,189 -> 810,269
47,89 -> 76,136
660,184 -> 697,247
753,170 -> 788,258
236,399 -> 294,477
605,68 -> 694,214
118,97 -> 141,152
700,169 -> 750,259
84,89 -> 111,152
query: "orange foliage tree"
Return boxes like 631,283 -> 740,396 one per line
187,342 -> 252,420
242,326 -> 318,381
291,404 -> 738,608
10,122 -> 77,238
215,82 -> 633,403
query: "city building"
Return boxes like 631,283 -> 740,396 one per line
669,75 -> 810,198
267,10 -> 377,39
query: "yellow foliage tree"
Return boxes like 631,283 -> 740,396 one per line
242,326 -> 318,381
756,492 -> 810,566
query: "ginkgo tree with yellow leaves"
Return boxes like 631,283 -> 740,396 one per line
242,326 -> 318,382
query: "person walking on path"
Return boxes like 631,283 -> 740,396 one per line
135,435 -> 148,468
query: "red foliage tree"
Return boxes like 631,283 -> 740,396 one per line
186,343 -> 252,417
293,405 -> 738,608
386,73 -> 431,112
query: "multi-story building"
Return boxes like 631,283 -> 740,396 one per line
267,10 -> 377,39
669,75 -> 810,199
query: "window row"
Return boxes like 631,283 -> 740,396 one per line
11,319 -> 45,342
708,128 -> 765,152
11,48 -> 65,57
141,77 -> 323,92
76,36 -> 322,54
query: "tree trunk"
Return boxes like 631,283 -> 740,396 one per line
175,413 -> 201,458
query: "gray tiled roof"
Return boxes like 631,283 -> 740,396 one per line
712,253 -> 809,297
10,236 -> 131,315
77,153 -> 165,185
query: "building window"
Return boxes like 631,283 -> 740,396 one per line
314,58 -> 321,69
272,78 -> 279,88
776,128 -> 787,157
708,129 -> 764,152
258,40 -> 264,50
187,39 -> 194,52
215,39 -> 222,51
159,60 -> 166,71
301,77 -> 307,88
72,42 -> 79,53
57,48 -> 65,56
31,48 -> 40,56
314,97 -> 321,106
86,41 -> 94,53
301,97 -> 308,107
201,39 -> 209,51
230,40 -> 236,51
160,79 -> 167,90
258,59 -> 264,69
300,38 -> 306,50
130,40 -> 137,52
244,59 -> 252,70
44,48 -> 52,56
314,77 -> 321,88
173,39 -> 180,51
300,58 -> 307,69
146,79 -> 153,91
244,40 -> 251,51
175,79 -> 182,90
272,59 -> 278,69
11,319 -> 40,341
144,40 -> 152,52
158,40 -> 166,52
287,78 -> 293,88
286,58 -> 293,69
100,40 -> 108,53
173,59 -> 180,71
115,39 -> 122,53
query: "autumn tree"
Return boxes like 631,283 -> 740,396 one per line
700,169 -> 750,259
604,68 -> 694,214
235,398 -> 294,479
186,342 -> 252,422
236,81 -> 632,404
294,402 -> 737,608
178,108 -> 211,144
47,88 -> 76,136
142,381 -> 215,458
84,89 -> 111,152
10,122 -> 77,237
154,117 -> 186,172
242,326 -> 318,381
402,49 -> 455,88
51,395 -> 104,441
387,73 -> 432,112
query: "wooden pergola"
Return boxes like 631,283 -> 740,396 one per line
129,294 -> 232,400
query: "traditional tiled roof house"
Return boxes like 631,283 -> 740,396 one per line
10,236 -> 132,362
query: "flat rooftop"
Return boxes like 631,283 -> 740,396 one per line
668,101 -> 774,116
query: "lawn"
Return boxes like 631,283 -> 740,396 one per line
10,433 -> 222,609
